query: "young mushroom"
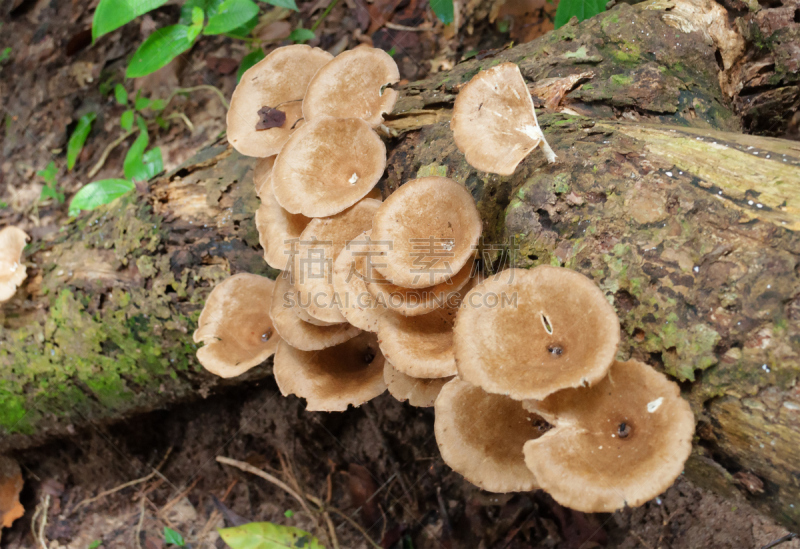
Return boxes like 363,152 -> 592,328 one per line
303,47 -> 400,127
0,227 -> 28,303
384,361 -> 453,408
522,359 -> 695,512
254,176 -> 311,271
193,274 -> 281,378
272,117 -> 386,218
227,45 -> 333,158
270,273 -> 361,351
454,266 -> 619,401
451,62 -> 556,175
332,230 -> 387,332
274,332 -> 386,412
434,378 -> 546,493
371,177 -> 482,289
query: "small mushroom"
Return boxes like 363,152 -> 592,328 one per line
434,378 -> 545,493
227,45 -> 333,157
270,273 -> 361,351
293,198 -> 381,324
371,177 -> 482,289
0,227 -> 28,303
522,360 -> 695,512
254,177 -> 311,271
253,156 -> 276,197
332,230 -> 387,332
193,274 -> 281,378
454,266 -> 619,400
274,332 -> 387,412
451,62 -> 556,175
303,47 -> 400,127
384,361 -> 453,408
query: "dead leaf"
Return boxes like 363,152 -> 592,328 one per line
256,107 -> 287,131
206,56 -> 239,75
0,456 -> 24,529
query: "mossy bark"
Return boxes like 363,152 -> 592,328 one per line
2,0 -> 800,529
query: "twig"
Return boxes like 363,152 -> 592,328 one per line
197,479 -> 238,544
762,533 -> 798,549
165,85 -> 230,111
33,494 -> 50,549
385,22 -> 433,32
322,510 -> 340,549
159,476 -> 201,517
87,128 -> 137,178
134,496 -> 146,549
168,112 -> 195,133
306,494 -> 381,549
311,0 -> 340,31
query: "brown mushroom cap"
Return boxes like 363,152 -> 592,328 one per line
253,156 -> 276,197
522,360 -> 695,512
450,62 -> 556,175
0,226 -> 28,303
371,177 -> 482,289
227,45 -> 333,157
293,199 -> 381,324
255,180 -> 311,271
274,332 -> 386,412
270,273 -> 361,350
332,230 -> 387,332
272,117 -> 386,218
434,378 -> 545,493
378,306 -> 458,378
384,361 -> 452,407
193,274 -> 281,378
454,266 -> 619,400
303,47 -> 400,127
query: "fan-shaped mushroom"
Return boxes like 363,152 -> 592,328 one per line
522,359 -> 695,512
0,227 -> 28,303
274,332 -> 386,412
227,45 -> 333,157
451,62 -> 556,175
253,156 -> 276,197
332,230 -> 387,332
193,274 -> 281,378
255,179 -> 311,272
384,361 -> 452,408
303,47 -> 399,127
371,177 -> 481,289
434,378 -> 546,493
454,266 -> 619,400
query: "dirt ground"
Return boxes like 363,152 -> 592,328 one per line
2,0 -> 800,547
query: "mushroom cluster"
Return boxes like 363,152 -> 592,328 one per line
196,47 -> 695,513
0,227 -> 29,303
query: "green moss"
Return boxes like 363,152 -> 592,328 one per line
611,74 -> 634,86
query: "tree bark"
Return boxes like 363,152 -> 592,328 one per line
2,0 -> 800,529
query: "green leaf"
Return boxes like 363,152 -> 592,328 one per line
204,0 -> 260,35
88,541 -> 102,549
114,84 -> 128,105
430,0 -> 454,24
225,13 -> 259,38
0,47 -> 12,65
68,179 -> 134,216
258,0 -> 298,11
120,109 -> 135,130
237,49 -> 266,82
218,522 -> 324,549
289,28 -> 315,43
92,0 -> 170,42
126,25 -> 196,78
37,161 -> 58,186
283,509 -> 294,518
134,94 -> 151,111
67,112 -> 96,171
164,527 -> 186,546
554,0 -> 605,28
150,99 -> 166,111
41,184 -> 65,204
123,118 -> 162,182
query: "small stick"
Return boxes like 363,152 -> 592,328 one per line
159,476 -> 201,517
761,533 -> 798,549
134,496 -> 146,549
306,494 -> 381,549
165,85 -> 230,111
87,128 -> 137,178
385,22 -> 433,32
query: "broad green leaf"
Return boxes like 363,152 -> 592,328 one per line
68,179 -> 134,216
237,49 -> 266,82
41,184 -> 65,204
258,0 -> 298,11
67,112 -> 96,171
204,0 -> 259,35
134,93 -> 151,111
289,28 -> 315,43
430,0 -> 454,24
225,13 -> 259,38
150,99 -> 166,111
164,527 -> 186,546
554,0 -> 605,28
123,118 -> 161,182
114,84 -> 128,105
120,109 -> 135,130
126,25 -> 195,78
92,0 -> 170,42
218,522 -> 324,549
191,5 -> 204,24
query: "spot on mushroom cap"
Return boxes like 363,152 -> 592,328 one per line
269,273 -> 361,351
193,274 -> 281,378
371,177 -> 482,289
522,360 -> 695,513
274,332 -> 387,412
255,177 -> 311,271
454,266 -> 619,400
253,156 -> 276,198
272,117 -> 386,218
227,45 -> 333,157
384,360 -> 452,408
434,378 -> 544,493
450,62 -> 554,175
303,47 -> 400,127
0,226 -> 28,303
332,230 -> 387,332
292,199 -> 381,324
